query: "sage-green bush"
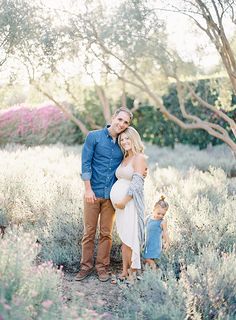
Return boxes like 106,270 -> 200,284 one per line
116,249 -> 236,320
0,144 -> 122,270
180,247 -> 236,319
0,143 -> 235,270
116,269 -> 186,320
0,143 -> 235,318
0,228 -> 103,320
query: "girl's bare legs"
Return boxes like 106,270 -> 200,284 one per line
144,258 -> 157,270
120,243 -> 132,278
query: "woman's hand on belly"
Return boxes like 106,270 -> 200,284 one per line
114,201 -> 126,209
114,194 -> 132,209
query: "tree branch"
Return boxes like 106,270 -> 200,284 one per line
186,83 -> 236,137
95,85 -> 111,123
32,81 -> 89,136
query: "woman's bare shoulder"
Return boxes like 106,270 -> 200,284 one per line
133,153 -> 148,170
134,153 -> 147,161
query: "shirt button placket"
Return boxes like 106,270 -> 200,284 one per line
106,146 -> 113,198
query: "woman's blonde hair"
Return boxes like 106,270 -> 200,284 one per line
118,126 -> 144,156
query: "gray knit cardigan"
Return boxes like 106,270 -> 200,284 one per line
127,172 -> 145,248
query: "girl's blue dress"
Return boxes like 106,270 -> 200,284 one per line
143,216 -> 163,259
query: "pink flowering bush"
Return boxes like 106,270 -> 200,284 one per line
0,104 -> 80,145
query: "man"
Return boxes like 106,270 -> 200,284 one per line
76,107 -> 133,282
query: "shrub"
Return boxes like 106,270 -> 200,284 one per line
0,143 -> 235,318
0,228 -> 103,320
181,248 -> 236,319
116,269 -> 186,320
0,104 -> 81,146
0,144 -> 85,269
155,167 -> 236,270
116,248 -> 236,320
0,143 -> 235,270
145,143 -> 236,177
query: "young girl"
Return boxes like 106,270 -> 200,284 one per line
143,196 -> 170,270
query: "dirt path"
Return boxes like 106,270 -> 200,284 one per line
63,264 -> 124,318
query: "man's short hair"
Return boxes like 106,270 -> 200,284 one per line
113,107 -> 133,122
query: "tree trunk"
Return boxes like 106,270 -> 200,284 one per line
32,82 -> 89,136
95,85 -> 111,124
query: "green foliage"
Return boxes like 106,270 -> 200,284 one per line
0,0 -> 61,72
1,78 -> 235,150
39,201 -> 84,269
81,90 -> 106,128
133,105 -> 177,148
0,0 -> 36,64
133,79 -> 236,149
0,84 -> 27,108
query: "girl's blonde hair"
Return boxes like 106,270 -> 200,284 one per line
155,195 -> 169,209
118,126 -> 144,156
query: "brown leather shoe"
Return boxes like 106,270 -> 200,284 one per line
98,270 -> 110,282
75,268 -> 93,281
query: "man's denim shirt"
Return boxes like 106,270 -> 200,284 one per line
81,126 -> 123,199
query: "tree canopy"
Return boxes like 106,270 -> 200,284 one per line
0,0 -> 236,152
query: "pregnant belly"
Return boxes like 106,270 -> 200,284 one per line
110,179 -> 130,205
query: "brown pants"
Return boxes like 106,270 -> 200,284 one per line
80,198 -> 115,272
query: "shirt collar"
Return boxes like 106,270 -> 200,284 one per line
104,125 -> 113,138
104,125 -> 119,142
104,125 -> 110,135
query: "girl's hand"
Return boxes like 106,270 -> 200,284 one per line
115,202 -> 126,209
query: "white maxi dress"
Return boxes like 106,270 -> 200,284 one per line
110,162 -> 141,269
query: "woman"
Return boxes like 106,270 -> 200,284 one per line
110,126 -> 147,280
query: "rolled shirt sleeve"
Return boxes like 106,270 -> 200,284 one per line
81,132 -> 96,181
